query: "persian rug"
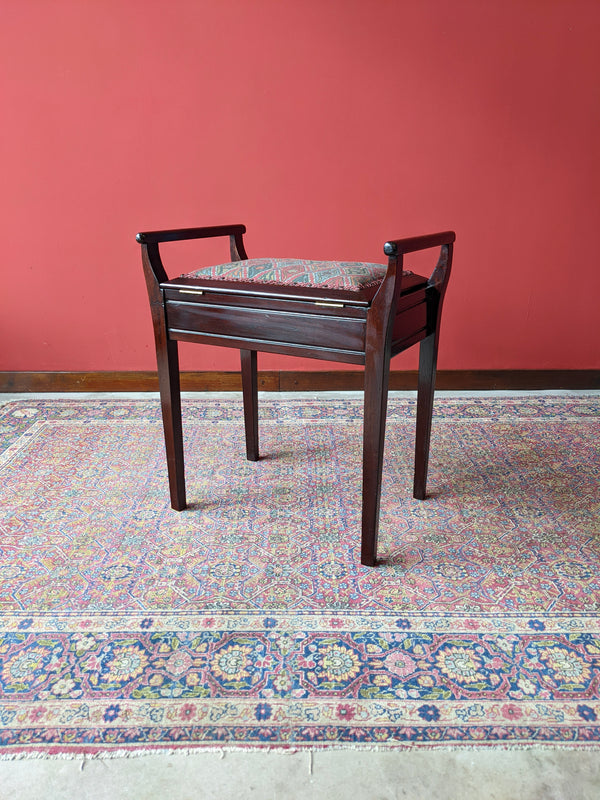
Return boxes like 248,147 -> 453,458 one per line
0,393 -> 599,756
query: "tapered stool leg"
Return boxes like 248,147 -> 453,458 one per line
241,349 -> 259,461
157,339 -> 186,510
361,347 -> 392,567
413,332 -> 438,500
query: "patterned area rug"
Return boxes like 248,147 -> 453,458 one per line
1,393 -> 599,755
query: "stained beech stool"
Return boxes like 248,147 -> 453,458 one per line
137,224 -> 455,566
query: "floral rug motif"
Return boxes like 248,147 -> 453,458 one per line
0,394 -> 599,754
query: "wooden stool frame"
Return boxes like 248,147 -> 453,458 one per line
138,225 -> 455,566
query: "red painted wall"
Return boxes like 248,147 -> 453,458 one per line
2,0 -> 599,373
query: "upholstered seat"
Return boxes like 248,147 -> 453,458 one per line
183,257 -> 412,292
138,224 -> 455,566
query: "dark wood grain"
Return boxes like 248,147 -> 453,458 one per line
141,241 -> 186,510
413,242 -> 453,500
2,370 -> 598,393
165,298 -> 368,354
136,224 -> 246,245
241,349 -> 259,461
360,235 -> 406,565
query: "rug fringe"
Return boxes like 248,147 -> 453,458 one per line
2,741 -> 600,761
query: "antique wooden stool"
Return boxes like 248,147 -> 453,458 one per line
137,224 -> 454,566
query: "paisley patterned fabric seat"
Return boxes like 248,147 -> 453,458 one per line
183,257 -> 400,292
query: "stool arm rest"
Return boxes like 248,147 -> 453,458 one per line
375,231 -> 455,327
383,231 -> 455,257
136,224 -> 246,245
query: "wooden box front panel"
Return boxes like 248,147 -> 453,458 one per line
165,298 -> 367,354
